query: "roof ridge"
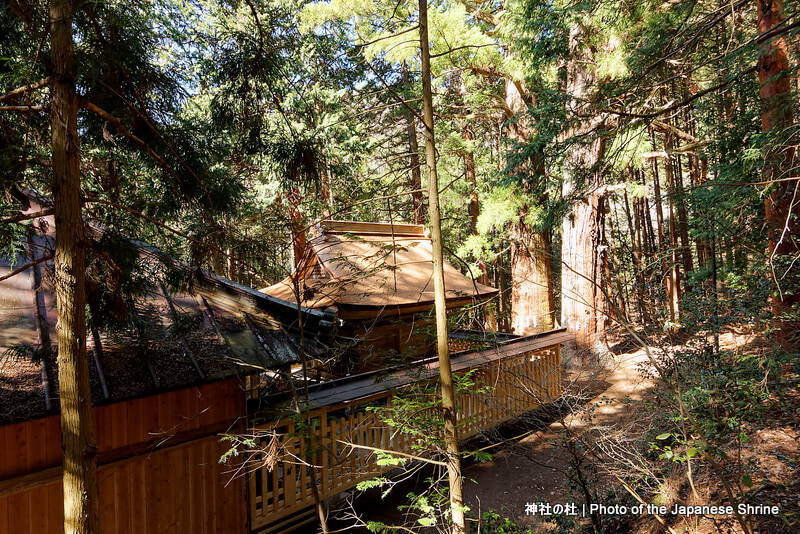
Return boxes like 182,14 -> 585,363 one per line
318,219 -> 428,237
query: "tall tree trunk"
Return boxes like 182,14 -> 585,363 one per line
464,124 -> 480,237
317,150 -> 334,219
560,25 -> 607,351
649,133 -> 674,321
561,176 -> 607,349
643,196 -> 657,261
51,1 -> 99,533
402,62 -> 425,224
626,191 -> 651,324
464,122 -> 494,328
606,207 -> 628,323
757,0 -> 798,347
288,186 -> 307,270
668,192 -> 682,323
688,153 -> 711,269
674,155 -> 693,278
505,79 -> 555,335
663,143 -> 682,323
418,2 -> 465,532
510,222 -> 555,333
498,255 -> 511,331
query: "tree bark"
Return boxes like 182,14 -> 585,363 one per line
649,131 -> 675,322
757,0 -> 798,347
663,141 -> 682,323
497,255 -> 511,331
643,196 -> 657,260
510,221 -> 555,333
418,2 -> 466,532
560,25 -> 607,350
402,62 -> 425,225
288,186 -> 307,270
605,207 -> 628,323
674,154 -> 693,278
561,176 -> 607,349
50,1 -> 100,533
464,124 -> 480,237
317,149 -> 334,219
505,79 -> 555,335
624,190 -> 647,323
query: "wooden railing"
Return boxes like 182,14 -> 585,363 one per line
246,342 -> 562,533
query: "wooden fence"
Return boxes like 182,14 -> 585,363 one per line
246,339 -> 563,533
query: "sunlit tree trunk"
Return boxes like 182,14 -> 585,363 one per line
649,131 -> 675,322
505,79 -> 555,335
757,0 -> 798,347
560,25 -> 607,350
418,2 -> 466,532
561,172 -> 607,349
510,221 -> 555,333
51,1 -> 99,532
624,189 -> 650,324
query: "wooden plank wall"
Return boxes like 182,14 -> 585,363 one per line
0,379 -> 247,534
247,345 -> 562,532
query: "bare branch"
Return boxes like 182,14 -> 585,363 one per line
0,78 -> 49,103
0,255 -> 54,283
80,99 -> 186,187
604,65 -> 757,119
650,120 -> 701,144
0,105 -> 46,112
455,0 -> 500,27
362,61 -> 426,124
336,440 -> 448,467
430,43 -> 497,59
1,208 -> 55,225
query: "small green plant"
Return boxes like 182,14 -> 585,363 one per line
473,510 -> 533,533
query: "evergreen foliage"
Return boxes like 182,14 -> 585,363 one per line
1,0 -> 798,531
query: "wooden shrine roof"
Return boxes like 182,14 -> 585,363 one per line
261,220 -> 498,311
0,201 -> 335,424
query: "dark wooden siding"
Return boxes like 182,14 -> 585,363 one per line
0,379 -> 247,534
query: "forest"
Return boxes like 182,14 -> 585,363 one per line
0,0 -> 798,533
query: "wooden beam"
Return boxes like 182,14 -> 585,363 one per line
319,220 -> 427,237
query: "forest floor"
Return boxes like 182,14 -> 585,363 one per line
335,330 -> 800,533
460,337 -> 654,532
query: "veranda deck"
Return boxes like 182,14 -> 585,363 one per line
243,328 -> 570,533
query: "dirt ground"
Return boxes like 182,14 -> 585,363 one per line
460,344 -> 654,532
